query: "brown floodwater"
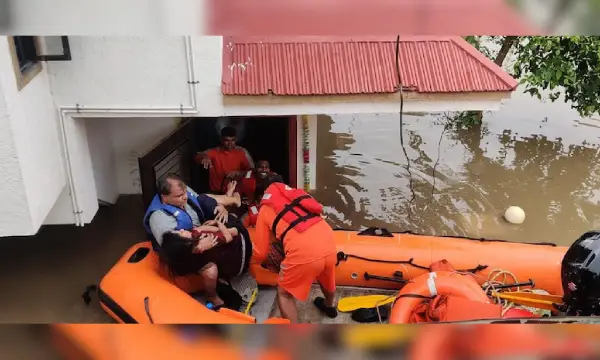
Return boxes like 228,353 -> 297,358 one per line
313,87 -> 600,246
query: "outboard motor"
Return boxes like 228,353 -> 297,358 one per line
560,230 -> 600,316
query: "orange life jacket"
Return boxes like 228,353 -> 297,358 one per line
404,260 -> 538,324
260,183 -> 323,242
238,170 -> 257,199
243,202 -> 260,227
410,295 -> 503,323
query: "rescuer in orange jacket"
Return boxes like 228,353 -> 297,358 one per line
253,178 -> 338,323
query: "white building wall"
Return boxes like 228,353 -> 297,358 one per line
85,119 -> 118,203
0,80 -> 31,235
48,37 -> 191,109
110,117 -> 179,195
44,116 -> 179,226
0,37 -> 66,236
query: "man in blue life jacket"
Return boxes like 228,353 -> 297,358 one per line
143,173 -> 230,306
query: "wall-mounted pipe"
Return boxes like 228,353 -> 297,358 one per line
56,36 -> 199,226
58,109 -> 82,226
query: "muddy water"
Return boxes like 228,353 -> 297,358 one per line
313,87 -> 600,246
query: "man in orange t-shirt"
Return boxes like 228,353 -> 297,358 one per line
195,126 -> 254,194
253,179 -> 338,323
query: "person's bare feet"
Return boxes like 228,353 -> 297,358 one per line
226,181 -> 237,197
232,192 -> 242,207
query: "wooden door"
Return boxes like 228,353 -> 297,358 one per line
137,119 -> 195,209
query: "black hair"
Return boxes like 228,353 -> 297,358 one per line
255,174 -> 285,200
220,126 -> 236,138
160,231 -> 203,278
264,174 -> 284,189
157,173 -> 184,196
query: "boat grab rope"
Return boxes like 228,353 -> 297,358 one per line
346,227 -> 558,247
144,296 -> 155,324
359,269 -> 553,323
336,251 -> 488,274
482,268 -> 552,317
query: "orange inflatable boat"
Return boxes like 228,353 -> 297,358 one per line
88,226 -> 568,324
51,324 -> 599,360
51,324 -> 290,360
408,324 -> 599,359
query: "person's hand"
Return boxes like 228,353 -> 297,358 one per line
199,155 -> 212,169
214,204 -> 228,223
195,224 -> 219,233
214,218 -> 227,230
194,233 -> 218,253
203,219 -> 217,226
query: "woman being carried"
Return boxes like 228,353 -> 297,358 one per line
160,215 -> 253,309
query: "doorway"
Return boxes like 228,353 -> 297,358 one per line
138,116 -> 297,209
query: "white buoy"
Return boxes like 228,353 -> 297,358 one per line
504,206 -> 525,224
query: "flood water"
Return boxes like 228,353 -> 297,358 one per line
314,86 -> 600,246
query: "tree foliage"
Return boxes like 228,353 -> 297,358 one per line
459,36 -> 600,128
513,36 -> 600,117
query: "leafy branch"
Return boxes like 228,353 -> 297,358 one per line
454,35 -> 600,129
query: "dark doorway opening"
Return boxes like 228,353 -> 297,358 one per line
139,116 -> 297,210
190,116 -> 294,194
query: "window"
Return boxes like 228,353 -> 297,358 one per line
8,36 -> 72,91
8,36 -> 43,91
14,37 -> 39,73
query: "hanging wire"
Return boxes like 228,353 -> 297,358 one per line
395,35 -> 416,221
430,113 -> 452,200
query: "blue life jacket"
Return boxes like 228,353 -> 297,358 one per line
143,192 -> 205,250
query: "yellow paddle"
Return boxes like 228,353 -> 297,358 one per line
341,325 -> 416,350
337,294 -> 396,313
492,291 -> 563,311
244,288 -> 258,315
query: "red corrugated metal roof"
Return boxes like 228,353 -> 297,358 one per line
222,36 -> 518,96
208,0 -> 538,36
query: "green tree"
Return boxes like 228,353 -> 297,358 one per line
514,37 -> 600,117
459,36 -> 600,128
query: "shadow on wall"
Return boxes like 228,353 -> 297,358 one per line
113,118 -> 180,195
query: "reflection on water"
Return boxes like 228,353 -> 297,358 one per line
313,87 -> 600,246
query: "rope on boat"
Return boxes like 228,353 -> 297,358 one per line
482,268 -> 552,317
367,268 -> 553,323
336,251 -> 488,274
